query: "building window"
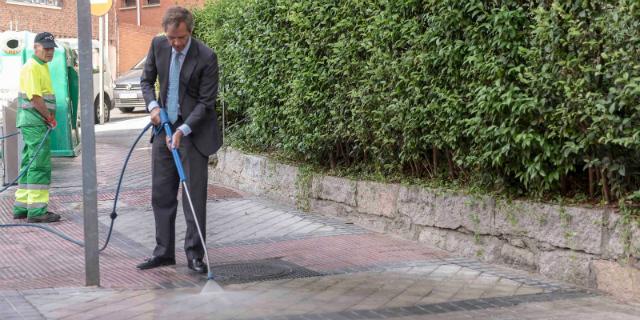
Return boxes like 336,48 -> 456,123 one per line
6,0 -> 63,8
145,0 -> 159,5
122,0 -> 135,8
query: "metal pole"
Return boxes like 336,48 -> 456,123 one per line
105,13 -> 110,78
77,0 -> 100,286
99,16 -> 105,124
136,0 -> 141,26
221,65 -> 225,142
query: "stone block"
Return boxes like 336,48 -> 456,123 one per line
417,226 -> 449,250
209,148 -> 239,187
209,148 -> 231,183
418,227 -> 503,262
539,251 -> 595,288
214,149 -> 300,206
508,238 -> 527,248
262,162 -> 298,206
241,153 -> 266,180
356,181 -> 399,218
219,147 -> 245,177
210,174 -> 244,192
606,213 -> 640,259
310,199 -> 354,218
495,201 -> 604,255
592,260 -> 640,302
347,214 -> 390,233
237,178 -> 265,197
389,215 -> 416,240
397,186 -> 435,226
432,192 -> 494,234
311,176 -> 357,206
211,148 -> 224,169
500,243 -> 537,271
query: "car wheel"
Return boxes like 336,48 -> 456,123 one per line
94,98 -> 110,124
119,107 -> 135,113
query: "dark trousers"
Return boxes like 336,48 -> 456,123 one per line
151,125 -> 208,261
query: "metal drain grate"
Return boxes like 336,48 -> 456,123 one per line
210,258 -> 325,284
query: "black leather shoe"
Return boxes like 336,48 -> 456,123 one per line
27,212 -> 61,223
136,256 -> 176,270
13,213 -> 27,219
188,258 -> 207,274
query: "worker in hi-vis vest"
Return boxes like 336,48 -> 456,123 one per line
13,32 -> 60,223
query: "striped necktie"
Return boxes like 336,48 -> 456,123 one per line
166,51 -> 181,124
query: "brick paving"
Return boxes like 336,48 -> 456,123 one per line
0,110 -> 638,319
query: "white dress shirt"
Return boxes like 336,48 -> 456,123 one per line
147,37 -> 192,136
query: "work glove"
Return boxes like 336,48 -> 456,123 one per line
45,115 -> 57,129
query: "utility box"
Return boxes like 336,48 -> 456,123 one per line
0,30 -> 80,167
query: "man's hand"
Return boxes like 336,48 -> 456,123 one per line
150,108 -> 161,126
172,129 -> 184,149
165,129 -> 184,150
45,113 -> 57,129
30,95 -> 52,126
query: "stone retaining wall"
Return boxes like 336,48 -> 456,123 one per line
210,147 -> 640,301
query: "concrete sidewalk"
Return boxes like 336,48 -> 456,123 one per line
1,111 -> 639,319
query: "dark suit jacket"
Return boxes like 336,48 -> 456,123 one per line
140,35 -> 222,156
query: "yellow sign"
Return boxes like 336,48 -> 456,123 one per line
90,0 -> 112,17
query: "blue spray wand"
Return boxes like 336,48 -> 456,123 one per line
159,109 -> 215,283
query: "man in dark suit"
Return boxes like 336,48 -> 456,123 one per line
138,6 -> 221,273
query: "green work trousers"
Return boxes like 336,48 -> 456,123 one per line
13,125 -> 51,218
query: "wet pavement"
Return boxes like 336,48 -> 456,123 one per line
0,110 -> 639,319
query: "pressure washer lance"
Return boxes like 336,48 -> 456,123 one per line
158,108 -> 220,293
0,123 -> 154,253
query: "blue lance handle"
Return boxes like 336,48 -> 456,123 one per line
158,108 -> 215,282
159,108 -> 186,182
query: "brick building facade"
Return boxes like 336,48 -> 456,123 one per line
114,0 -> 205,74
0,0 -> 103,38
1,0 -> 115,76
1,0 -> 206,76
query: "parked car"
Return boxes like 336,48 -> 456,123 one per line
113,58 -> 146,113
58,38 -> 114,124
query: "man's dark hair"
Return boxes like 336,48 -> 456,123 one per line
162,6 -> 194,32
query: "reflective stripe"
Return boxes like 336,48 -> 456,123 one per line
18,184 -> 49,190
20,102 -> 56,110
24,184 -> 49,190
18,92 -> 56,110
13,200 -> 28,208
18,92 -> 55,101
20,102 -> 57,110
27,202 -> 47,209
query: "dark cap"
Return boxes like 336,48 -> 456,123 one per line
34,32 -> 57,49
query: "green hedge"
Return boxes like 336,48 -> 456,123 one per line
194,0 -> 640,201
